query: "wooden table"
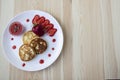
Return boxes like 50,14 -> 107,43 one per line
0,0 -> 120,80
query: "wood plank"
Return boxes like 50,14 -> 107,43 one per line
111,0 -> 120,79
0,0 -> 14,80
100,0 -> 118,79
72,0 -> 104,80
102,0 -> 120,79
62,0 -> 73,80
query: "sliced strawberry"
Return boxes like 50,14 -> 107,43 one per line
43,23 -> 54,32
32,15 -> 40,24
48,28 -> 57,36
37,16 -> 45,24
41,19 -> 50,27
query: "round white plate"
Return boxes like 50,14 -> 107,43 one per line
2,10 -> 63,71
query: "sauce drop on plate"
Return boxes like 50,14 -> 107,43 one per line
39,59 -> 44,64
11,38 -> 14,40
22,63 -> 26,67
48,54 -> 51,57
52,48 -> 54,50
52,39 -> 56,42
12,45 -> 16,49
26,19 -> 30,22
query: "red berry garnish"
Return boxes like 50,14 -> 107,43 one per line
32,24 -> 44,37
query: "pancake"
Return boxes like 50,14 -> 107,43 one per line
29,38 -> 47,54
19,44 -> 36,61
23,31 -> 39,44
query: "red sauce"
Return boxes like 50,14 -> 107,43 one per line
9,22 -> 23,35
39,59 -> 44,64
52,48 -> 54,50
26,19 -> 30,22
12,45 -> 16,49
52,39 -> 56,42
48,54 -> 51,57
11,38 -> 14,40
22,63 -> 26,67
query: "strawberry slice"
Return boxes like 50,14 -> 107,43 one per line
32,15 -> 40,24
43,23 -> 54,32
48,28 -> 57,36
41,19 -> 50,27
37,16 -> 45,24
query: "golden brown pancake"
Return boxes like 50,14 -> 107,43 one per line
22,31 -> 39,44
29,38 -> 47,54
19,44 -> 36,61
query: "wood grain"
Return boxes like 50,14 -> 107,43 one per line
102,0 -> 120,79
72,0 -> 104,79
0,0 -> 120,80
0,0 -> 14,80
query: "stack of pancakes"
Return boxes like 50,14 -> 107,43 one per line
19,31 -> 47,61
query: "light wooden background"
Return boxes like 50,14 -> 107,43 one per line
0,0 -> 120,80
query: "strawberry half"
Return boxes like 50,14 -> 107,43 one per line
32,24 -> 44,37
37,16 -> 45,24
32,15 -> 40,24
48,28 -> 57,36
43,23 -> 54,32
41,19 -> 50,27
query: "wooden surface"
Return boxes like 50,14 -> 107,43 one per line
0,0 -> 120,80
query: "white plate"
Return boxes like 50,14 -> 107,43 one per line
2,10 -> 63,71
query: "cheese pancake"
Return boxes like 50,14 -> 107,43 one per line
23,31 -> 39,44
19,44 -> 36,61
30,38 -> 47,54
